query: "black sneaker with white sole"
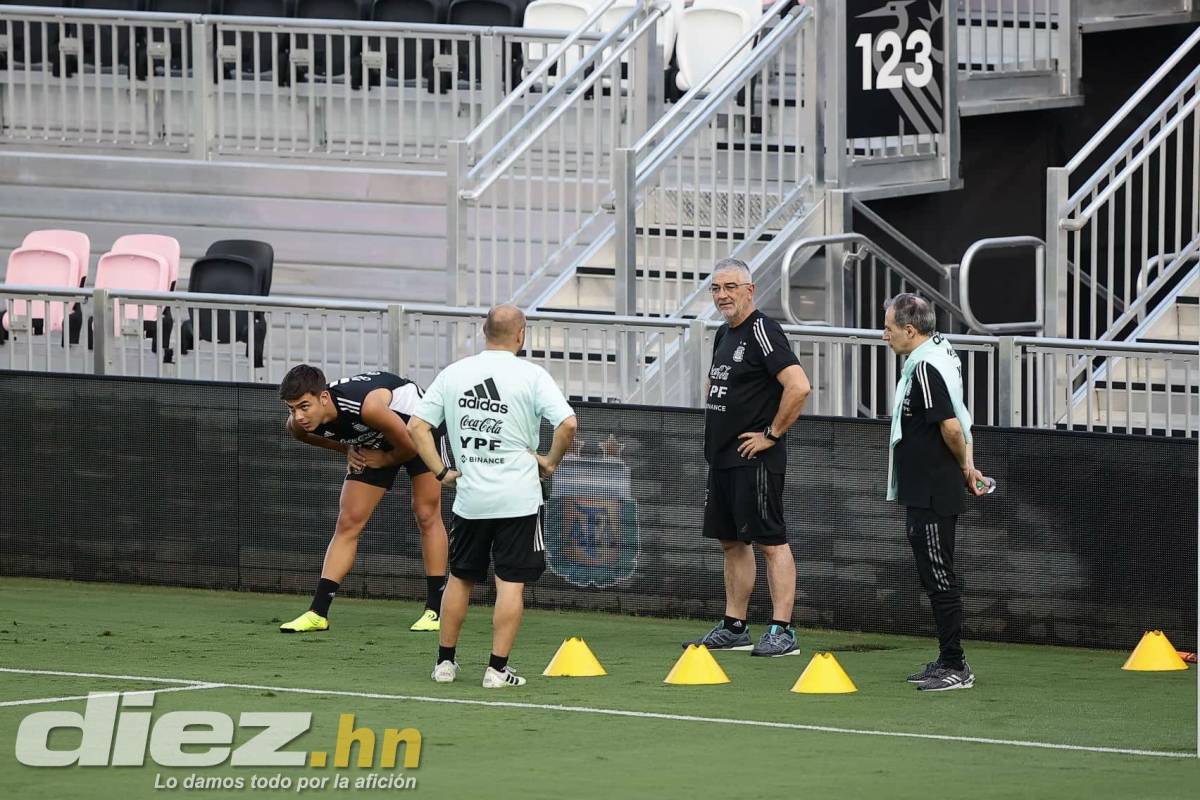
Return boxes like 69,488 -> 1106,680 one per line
906,660 -> 941,684
916,662 -> 975,692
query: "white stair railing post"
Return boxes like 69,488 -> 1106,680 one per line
388,304 -> 406,376
92,288 -> 110,376
190,20 -> 214,160
1045,167 -> 1070,337
446,140 -> 469,306
629,3 -> 661,140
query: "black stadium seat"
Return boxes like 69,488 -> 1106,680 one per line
446,0 -> 527,89
218,0 -> 290,79
205,239 -> 274,295
0,0 -> 73,72
371,0 -> 444,23
73,0 -> 144,77
294,0 -> 362,83
146,0 -> 215,75
370,0 -> 445,88
180,255 -> 269,368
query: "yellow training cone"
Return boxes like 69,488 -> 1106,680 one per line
790,652 -> 858,694
1122,631 -> 1188,671
543,637 -> 607,677
664,644 -> 731,685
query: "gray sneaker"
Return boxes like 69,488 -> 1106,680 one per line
683,622 -> 753,651
906,660 -> 941,684
751,624 -> 800,657
916,662 -> 975,692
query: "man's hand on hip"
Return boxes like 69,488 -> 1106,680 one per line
736,431 -> 775,459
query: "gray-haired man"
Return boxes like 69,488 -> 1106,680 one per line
883,293 -> 988,691
685,258 -> 812,657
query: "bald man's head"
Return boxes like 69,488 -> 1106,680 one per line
484,304 -> 526,349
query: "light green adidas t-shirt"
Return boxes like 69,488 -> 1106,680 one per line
413,350 -> 575,519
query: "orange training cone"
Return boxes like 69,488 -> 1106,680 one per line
1122,631 -> 1188,671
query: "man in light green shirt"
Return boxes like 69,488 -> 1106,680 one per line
408,305 -> 577,689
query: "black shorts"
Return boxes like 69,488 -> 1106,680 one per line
702,465 -> 787,545
449,512 -> 546,584
345,454 -> 432,490
345,425 -> 445,490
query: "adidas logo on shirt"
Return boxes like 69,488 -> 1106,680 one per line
458,378 -> 509,414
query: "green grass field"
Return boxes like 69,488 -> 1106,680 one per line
0,578 -> 1196,799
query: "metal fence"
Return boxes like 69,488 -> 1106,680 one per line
0,7 -> 198,151
1046,26 -> 1200,341
4,285 -> 1194,436
0,6 -> 602,163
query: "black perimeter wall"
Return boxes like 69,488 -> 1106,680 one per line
1,371 -> 1195,651
866,24 -> 1200,325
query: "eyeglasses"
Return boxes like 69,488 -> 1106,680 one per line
709,282 -> 751,294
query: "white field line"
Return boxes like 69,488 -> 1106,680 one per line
0,667 -> 1193,760
0,683 -> 224,708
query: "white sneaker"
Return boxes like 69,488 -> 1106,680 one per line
431,660 -> 459,683
482,666 -> 526,688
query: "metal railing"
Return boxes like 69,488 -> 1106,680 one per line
446,1 -> 665,307
617,4 -> 816,317
0,6 -> 600,163
1017,336 -> 1199,436
958,235 -> 1046,334
0,7 -> 198,151
1046,26 -> 1200,340
3,284 -> 1195,435
780,232 -> 966,331
956,0 -> 1077,108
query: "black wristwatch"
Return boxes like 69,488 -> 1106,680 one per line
436,466 -> 450,481
764,426 -> 781,443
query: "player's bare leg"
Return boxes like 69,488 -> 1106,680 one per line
279,480 -> 385,633
410,472 -> 448,631
760,542 -> 796,622
431,575 -> 472,683
722,539 -> 756,619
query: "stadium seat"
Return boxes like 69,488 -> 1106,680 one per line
218,0 -> 291,80
1,245 -> 79,338
19,229 -> 91,287
92,245 -> 171,339
204,239 -> 274,295
180,255 -> 268,368
674,0 -> 760,93
146,0 -> 215,75
15,229 -> 91,343
72,0 -> 145,78
371,0 -> 444,23
294,0 -> 363,84
446,0 -> 528,89
523,0 -> 591,77
0,0 -> 72,72
598,0 -> 682,64
370,0 -> 446,88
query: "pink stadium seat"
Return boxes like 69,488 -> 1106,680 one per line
1,248 -> 78,333
94,251 -> 170,337
20,229 -> 91,287
111,234 -> 180,289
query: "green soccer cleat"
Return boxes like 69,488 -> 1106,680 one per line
409,609 -> 441,632
279,610 -> 329,634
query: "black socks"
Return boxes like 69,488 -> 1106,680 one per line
489,653 -> 509,672
438,645 -> 456,664
309,578 -> 339,618
722,616 -> 746,633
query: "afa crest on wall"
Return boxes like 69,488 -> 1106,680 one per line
544,434 -> 639,589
